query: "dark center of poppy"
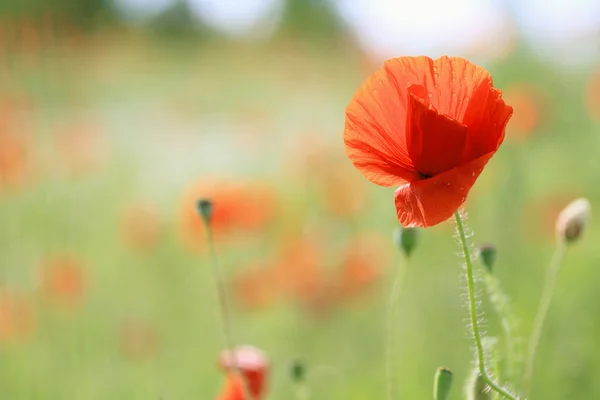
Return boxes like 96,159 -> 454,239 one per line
418,172 -> 432,180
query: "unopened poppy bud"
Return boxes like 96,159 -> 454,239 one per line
466,372 -> 490,400
393,227 -> 420,258
433,367 -> 453,400
195,199 -> 213,225
477,244 -> 497,272
555,198 -> 591,245
290,358 -> 305,382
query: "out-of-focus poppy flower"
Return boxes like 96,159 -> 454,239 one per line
333,233 -> 390,301
274,238 -> 325,303
120,204 -> 161,251
344,56 -> 513,227
232,263 -> 279,310
180,180 -> 276,250
0,132 -> 28,190
0,289 -> 35,342
40,255 -> 85,306
217,345 -> 269,400
55,121 -> 107,177
585,69 -> 600,123
522,194 -> 583,240
119,318 -> 158,361
503,84 -> 541,141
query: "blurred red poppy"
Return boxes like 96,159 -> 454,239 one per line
586,70 -> 600,123
344,56 -> 512,227
119,318 -> 158,361
120,204 -> 161,251
334,233 -> 390,301
503,84 -> 541,141
180,180 -> 276,250
232,262 -> 279,310
0,289 -> 35,342
217,346 -> 269,400
55,121 -> 107,177
40,255 -> 85,306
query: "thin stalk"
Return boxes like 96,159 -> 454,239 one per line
387,258 -> 408,400
522,243 -> 567,397
204,224 -> 254,400
483,272 -> 521,384
454,211 -> 519,400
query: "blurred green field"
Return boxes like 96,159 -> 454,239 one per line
0,30 -> 600,400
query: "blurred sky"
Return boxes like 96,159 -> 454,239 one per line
114,0 -> 600,64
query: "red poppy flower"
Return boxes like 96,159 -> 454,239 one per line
40,255 -> 85,306
0,289 -> 35,342
344,56 -> 512,227
217,346 -> 269,400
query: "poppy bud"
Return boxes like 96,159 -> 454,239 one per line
555,198 -> 591,245
476,244 -> 497,272
393,227 -> 420,258
466,372 -> 490,400
433,367 -> 453,400
195,199 -> 213,225
290,358 -> 305,382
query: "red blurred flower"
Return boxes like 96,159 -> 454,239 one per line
232,262 -> 279,310
217,346 -> 269,400
180,180 -> 276,250
503,84 -> 541,141
119,318 -> 158,362
55,121 -> 107,177
40,255 -> 85,306
586,69 -> 600,123
120,204 -> 161,251
333,233 -> 390,301
0,289 -> 35,342
344,56 -> 512,227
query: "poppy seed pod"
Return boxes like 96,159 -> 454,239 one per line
393,227 -> 420,258
555,198 -> 591,245
433,367 -> 453,400
196,198 -> 213,225
290,358 -> 305,382
476,244 -> 497,272
466,372 -> 490,400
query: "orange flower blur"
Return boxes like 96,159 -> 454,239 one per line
120,204 -> 161,251
503,84 -> 541,141
0,289 -> 35,342
344,56 -> 513,227
180,180 -> 276,250
586,69 -> 600,123
216,346 -> 269,400
40,255 -> 85,306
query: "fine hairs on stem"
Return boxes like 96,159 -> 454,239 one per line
198,199 -> 254,400
522,243 -> 567,397
387,258 -> 409,400
454,211 -> 520,400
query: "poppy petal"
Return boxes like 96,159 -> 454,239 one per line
394,152 -> 494,227
461,84 -> 513,162
405,85 -> 468,177
344,59 -> 441,187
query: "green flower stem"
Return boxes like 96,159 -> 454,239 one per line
454,211 -> 519,400
387,258 -> 409,400
522,243 -> 567,397
204,223 -> 254,400
483,272 -> 521,384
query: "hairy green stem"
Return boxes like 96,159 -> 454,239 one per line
387,258 -> 408,400
483,272 -> 521,384
522,243 -> 567,397
205,225 -> 254,400
454,211 -> 519,400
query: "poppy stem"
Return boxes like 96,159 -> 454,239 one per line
522,243 -> 567,397
203,217 -> 254,400
454,211 -> 520,400
386,257 -> 408,400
